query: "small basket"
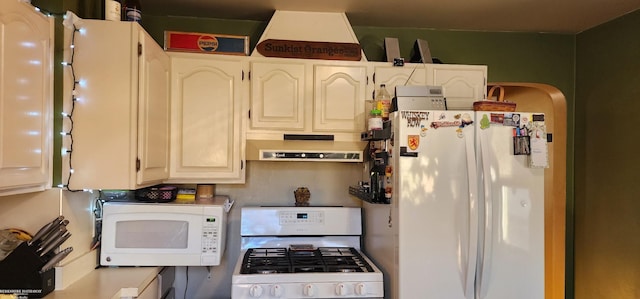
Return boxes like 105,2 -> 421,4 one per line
473,85 -> 516,112
135,186 -> 177,203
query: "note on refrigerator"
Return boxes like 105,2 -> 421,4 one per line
529,127 -> 549,168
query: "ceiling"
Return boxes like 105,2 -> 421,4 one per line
143,0 -> 640,34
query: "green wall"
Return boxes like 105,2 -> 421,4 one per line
575,9 -> 640,299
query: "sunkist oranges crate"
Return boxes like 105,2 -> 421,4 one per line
164,31 -> 250,55
473,85 -> 516,112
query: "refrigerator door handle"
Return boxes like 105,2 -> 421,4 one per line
477,130 -> 494,299
463,130 -> 479,299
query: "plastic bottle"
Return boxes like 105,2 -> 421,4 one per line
368,109 -> 383,131
122,0 -> 142,23
376,84 -> 392,120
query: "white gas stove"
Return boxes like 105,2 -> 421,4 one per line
231,206 -> 383,298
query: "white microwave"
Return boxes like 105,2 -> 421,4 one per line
100,196 -> 232,266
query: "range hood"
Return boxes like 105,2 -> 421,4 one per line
251,10 -> 367,61
246,137 -> 367,162
246,10 -> 368,162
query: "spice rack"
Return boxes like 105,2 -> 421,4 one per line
349,120 -> 392,204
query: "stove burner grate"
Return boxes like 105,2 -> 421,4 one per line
240,247 -> 375,274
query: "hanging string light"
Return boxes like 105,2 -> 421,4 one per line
30,3 -> 63,19
59,23 -> 83,192
19,4 -> 91,192
24,4 -> 80,190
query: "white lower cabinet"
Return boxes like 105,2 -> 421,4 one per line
135,277 -> 159,299
166,53 -> 245,183
0,0 -> 53,196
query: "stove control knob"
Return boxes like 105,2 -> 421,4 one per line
335,283 -> 348,296
303,284 -> 315,296
270,284 -> 283,297
355,283 -> 367,295
249,285 -> 263,297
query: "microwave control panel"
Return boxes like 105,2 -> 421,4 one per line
201,216 -> 220,254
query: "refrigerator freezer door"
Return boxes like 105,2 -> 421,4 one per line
475,112 -> 545,299
396,110 -> 477,299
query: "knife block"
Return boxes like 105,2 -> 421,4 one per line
0,242 -> 55,298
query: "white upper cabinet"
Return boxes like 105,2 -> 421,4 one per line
370,62 -> 487,110
371,62 -> 428,95
0,0 -> 53,196
55,18 -> 485,187
64,20 -> 170,190
313,64 -> 367,133
249,59 -> 306,131
247,58 -> 367,141
167,53 -> 245,183
427,64 -> 487,109
137,30 -> 172,184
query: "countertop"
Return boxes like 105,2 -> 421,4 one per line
45,266 -> 161,298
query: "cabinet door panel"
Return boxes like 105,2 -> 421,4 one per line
180,69 -> 232,168
250,61 -> 305,130
428,64 -> 487,110
67,20 -> 169,190
67,21 -> 135,189
170,56 -> 243,182
0,1 -> 52,195
137,32 -> 170,185
314,65 -> 366,132
374,63 -> 427,94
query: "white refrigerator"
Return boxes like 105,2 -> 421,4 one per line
362,109 -> 546,299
